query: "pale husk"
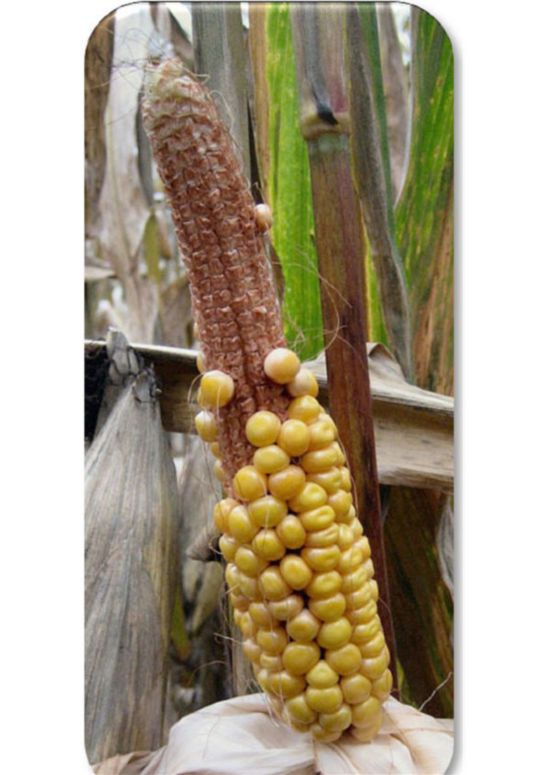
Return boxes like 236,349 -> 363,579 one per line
94,694 -> 453,775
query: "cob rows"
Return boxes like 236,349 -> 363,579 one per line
143,59 -> 391,743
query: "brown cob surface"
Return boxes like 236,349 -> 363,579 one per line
143,58 -> 391,743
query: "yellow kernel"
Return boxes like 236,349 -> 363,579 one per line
252,529 -> 286,561
268,594 -> 304,620
253,444 -> 290,474
284,693 -> 317,724
336,504 -> 355,526
308,592 -> 347,622
277,419 -> 310,456
360,647 -> 391,680
209,441 -> 221,458
351,615 -> 382,644
340,673 -> 372,705
337,524 -> 355,550
347,599 -> 377,625
288,482 -> 327,513
276,515 -> 307,549
371,669 -> 393,702
196,350 -> 205,373
325,643 -> 362,676
350,712 -> 383,742
351,696 -> 382,728
318,412 -> 338,433
238,573 -> 261,600
301,444 -> 340,474
310,724 -> 342,743
195,410 -> 218,442
268,670 -> 306,699
237,611 -> 256,638
234,546 -> 267,577
358,631 -> 385,659
229,592 -> 249,612
305,523 -> 340,548
328,490 -> 353,518
332,442 -> 346,466
225,562 -> 240,592
199,370 -> 235,409
219,534 -> 239,563
307,419 -> 336,450
242,638 -> 261,663
256,627 -> 288,655
232,466 -> 268,501
318,703 -> 352,732
287,367 -> 319,398
306,570 -> 342,599
305,659 -> 339,688
227,504 -> 259,543
350,516 -> 364,538
268,465 -> 306,500
300,545 -> 341,572
286,719 -> 311,733
299,505 -> 336,532
245,411 -> 281,447
259,654 -> 283,671
341,565 -> 370,594
305,685 -> 343,714
288,395 -> 321,424
337,546 -> 363,574
280,555 -> 313,590
355,536 -> 371,560
370,579 -> 379,601
213,498 -> 236,532
339,467 -> 352,491
306,468 -> 342,495
255,668 -> 271,692
254,202 -> 273,232
286,609 -> 321,642
249,601 -> 276,628
317,617 -> 353,650
282,641 -> 321,675
346,583 -> 374,611
264,348 -> 301,384
259,566 -> 292,601
213,459 -> 225,482
248,495 -> 288,527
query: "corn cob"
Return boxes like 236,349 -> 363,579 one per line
143,58 -> 391,743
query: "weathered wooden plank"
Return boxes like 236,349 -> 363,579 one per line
85,339 -> 453,492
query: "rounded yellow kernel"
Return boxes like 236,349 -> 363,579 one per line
351,696 -> 382,728
305,523 -> 340,548
199,370 -> 235,409
237,611 -> 256,638
371,669 -> 393,702
213,459 -> 225,482
337,524 -> 355,550
358,631 -> 385,659
227,504 -> 259,543
245,411 -> 282,447
308,592 -> 347,622
264,348 -> 301,385
306,570 -> 343,599
268,594 -> 304,621
234,546 -> 267,578
219,534 -> 239,563
280,555 -> 313,590
339,467 -> 352,492
242,638 -> 261,664
341,565 -> 370,594
318,412 -> 337,433
256,627 -> 288,655
307,468 -> 342,495
225,562 -> 240,592
307,419 -> 336,451
253,444 -> 290,474
196,350 -> 205,373
317,617 -> 353,650
238,572 -> 261,601
229,592 -> 249,612
310,724 -> 342,743
305,659 -> 339,689
252,529 -> 286,561
370,579 -> 379,601
346,582 -> 374,611
340,673 -> 372,705
350,516 -> 364,538
276,515 -> 307,549
277,419 -> 310,457
268,670 -> 306,699
248,495 -> 288,528
233,466 -> 268,501
336,504 -> 355,525
305,685 -> 343,714
300,545 -> 341,573
350,711 -> 383,741
209,441 -> 221,458
195,410 -> 218,442
347,599 -> 377,625
268,466 -> 306,500
288,482 -> 327,513
360,647 -> 390,680
286,719 -> 311,733
286,609 -> 321,642
213,498 -> 236,532
285,693 -> 317,724
299,505 -> 336,532
259,566 -> 292,601
255,668 -> 271,692
325,643 -> 362,676
337,546 -> 363,574
282,641 -> 321,675
254,202 -> 273,232
301,444 -> 340,474
328,490 -> 353,518
355,536 -> 371,560
318,703 -> 352,733
287,367 -> 319,398
288,395 -> 321,424
332,442 -> 346,466
351,615 -> 382,645
249,601 -> 276,628
259,654 -> 283,671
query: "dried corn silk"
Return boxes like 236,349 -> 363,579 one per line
143,59 -> 391,743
